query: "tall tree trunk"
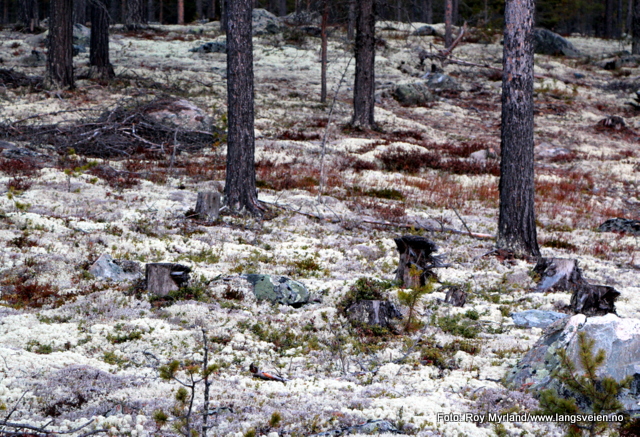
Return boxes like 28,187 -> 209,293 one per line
444,0 -> 453,47
352,0 -> 376,129
74,0 -> 87,24
222,0 -> 228,32
46,0 -> 74,89
452,0 -> 459,25
196,0 -> 203,19
225,0 -> 262,216
320,1 -> 328,103
347,0 -> 356,40
278,0 -> 286,16
148,0 -> 155,22
423,0 -> 432,23
19,0 -> 39,31
126,0 -> 143,29
109,0 -> 120,24
633,0 -> 640,53
605,0 -> 616,37
177,0 -> 184,24
207,0 -> 216,19
89,0 -> 115,80
497,0 -> 540,258
628,0 -> 634,34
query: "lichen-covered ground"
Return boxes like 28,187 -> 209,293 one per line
0,18 -> 639,437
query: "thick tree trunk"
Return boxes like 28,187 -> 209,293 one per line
633,0 -> 640,54
178,0 -> 184,24
423,0 -> 433,24
605,0 -> 617,37
444,0 -> 453,47
225,0 -> 262,216
347,0 -> 356,40
74,0 -> 87,24
352,0 -> 376,129
497,0 -> 540,258
320,1 -> 328,103
46,0 -> 74,89
126,0 -> 144,29
19,0 -> 39,31
89,0 -> 115,80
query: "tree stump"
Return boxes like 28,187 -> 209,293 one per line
443,285 -> 466,307
394,235 -> 442,288
534,258 -> 620,316
345,300 -> 402,328
145,263 -> 191,297
195,191 -> 220,221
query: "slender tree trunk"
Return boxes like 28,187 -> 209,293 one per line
46,0 -> 74,89
196,0 -> 203,19
225,0 -> 262,216
178,0 -> 184,24
320,1 -> 328,103
445,0 -> 453,47
606,0 -> 616,37
148,0 -> 155,22
109,0 -> 120,24
633,0 -> 640,53
2,0 -> 7,25
19,0 -> 39,31
347,0 -> 356,40
452,0 -> 459,25
207,0 -> 216,19
278,0 -> 286,16
352,0 -> 376,129
89,0 -> 115,80
74,0 -> 87,24
497,0 -> 540,258
159,0 -> 164,23
222,0 -> 228,32
126,0 -> 143,29
423,0 -> 432,23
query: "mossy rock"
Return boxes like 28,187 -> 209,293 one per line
244,274 -> 310,307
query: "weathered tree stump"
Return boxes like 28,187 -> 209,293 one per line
534,258 -> 619,316
443,285 -> 466,307
394,235 -> 442,288
145,263 -> 191,297
195,191 -> 220,221
345,300 -> 402,328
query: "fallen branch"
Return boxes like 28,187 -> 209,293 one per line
439,22 -> 467,58
261,200 -> 494,240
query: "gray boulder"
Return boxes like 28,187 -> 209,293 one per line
533,28 -> 580,57
244,274 -> 310,307
252,8 -> 281,35
413,25 -> 436,36
89,254 -> 141,281
511,309 -> 568,328
144,99 -> 212,132
421,72 -> 459,91
507,314 -> 640,415
190,41 -> 227,54
392,82 -> 435,106
345,300 -> 402,328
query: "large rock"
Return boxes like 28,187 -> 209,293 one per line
392,82 -> 435,106
421,72 -> 460,91
252,8 -> 281,35
144,99 -> 212,132
244,274 -> 310,307
345,300 -> 402,328
511,309 -> 568,328
89,254 -> 141,281
507,314 -> 640,415
533,28 -> 581,57
190,40 -> 227,54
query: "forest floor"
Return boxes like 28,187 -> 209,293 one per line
0,17 -> 639,437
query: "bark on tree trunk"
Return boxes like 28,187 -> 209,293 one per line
605,0 -> 616,37
74,0 -> 87,24
444,0 -> 453,47
46,0 -> 74,89
89,0 -> 115,80
178,0 -> 184,24
19,0 -> 39,31
109,0 -> 120,24
278,0 -> 286,16
347,0 -> 356,40
148,0 -> 155,22
196,0 -> 203,19
453,0 -> 459,25
352,0 -> 376,129
633,0 -> 640,54
126,0 -> 144,29
497,0 -> 540,258
225,0 -> 262,216
320,1 -> 328,103
423,0 -> 432,24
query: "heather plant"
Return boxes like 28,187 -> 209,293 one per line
536,332 -> 631,437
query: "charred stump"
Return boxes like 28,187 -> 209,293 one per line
394,235 -> 442,288
534,258 -> 619,316
145,263 -> 191,297
195,191 -> 221,221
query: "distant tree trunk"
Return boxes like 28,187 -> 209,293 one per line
222,0 -> 228,32
605,0 -> 616,37
74,0 -> 87,24
423,0 -> 433,23
177,0 -> 184,24
498,0 -> 540,258
126,0 -> 144,29
225,0 -> 262,216
278,0 -> 286,16
320,1 -> 328,103
633,0 -> 640,53
46,0 -> 74,89
109,0 -> 120,24
452,0 -> 459,24
19,0 -> 39,31
352,0 -> 376,129
196,0 -> 203,19
347,0 -> 356,40
89,0 -> 115,80
445,0 -> 453,47
148,0 -> 155,22
206,0 -> 216,19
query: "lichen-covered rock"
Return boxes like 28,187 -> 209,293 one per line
89,254 -> 140,281
252,8 -> 281,35
511,309 -> 568,328
190,40 -> 227,54
392,82 -> 435,106
421,72 -> 460,91
345,300 -> 402,328
507,314 -> 640,415
243,274 -> 310,307
533,28 -> 580,57
144,99 -> 212,132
